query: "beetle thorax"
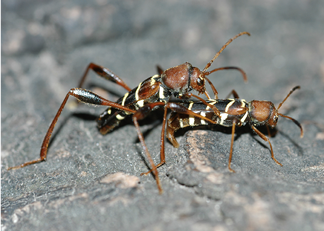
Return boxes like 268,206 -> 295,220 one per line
249,100 -> 278,127
161,62 -> 205,97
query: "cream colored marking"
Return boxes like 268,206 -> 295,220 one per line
205,99 -> 217,110
220,113 -> 228,124
189,117 -> 195,126
188,101 -> 195,126
159,86 -> 165,99
179,118 -> 184,128
225,99 -> 235,112
240,111 -> 248,123
135,82 -> 142,101
121,92 -> 129,106
107,108 -> 112,114
137,99 -> 144,108
150,74 -> 159,85
241,99 -> 246,108
189,116 -> 195,126
116,114 -> 125,120
200,111 -> 207,125
188,101 -> 194,110
201,119 -> 207,125
150,77 -> 156,85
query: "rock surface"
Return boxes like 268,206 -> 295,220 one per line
2,1 -> 324,230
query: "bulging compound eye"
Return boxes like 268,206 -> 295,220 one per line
197,77 -> 204,86
268,115 -> 279,128
190,67 -> 205,94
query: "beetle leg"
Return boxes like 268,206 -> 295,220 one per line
78,63 -> 132,92
8,88 -> 136,170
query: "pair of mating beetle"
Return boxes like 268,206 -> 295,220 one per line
8,32 -> 303,193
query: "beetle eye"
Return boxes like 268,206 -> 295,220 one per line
197,77 -> 204,86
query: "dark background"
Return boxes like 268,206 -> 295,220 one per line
2,0 -> 324,230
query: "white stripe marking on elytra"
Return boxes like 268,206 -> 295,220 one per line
137,99 -> 144,108
205,99 -> 217,110
241,111 -> 248,123
135,82 -> 142,101
179,118 -> 184,128
159,86 -> 165,99
200,111 -> 207,125
116,114 -> 125,120
121,92 -> 129,106
219,113 -> 228,125
225,99 -> 235,112
188,101 -> 195,126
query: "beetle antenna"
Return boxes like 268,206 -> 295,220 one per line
277,86 -> 300,110
203,66 -> 248,82
277,86 -> 303,138
278,113 -> 304,138
201,31 -> 250,76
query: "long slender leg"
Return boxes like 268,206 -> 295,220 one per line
228,121 -> 237,172
140,102 -> 218,176
140,104 -> 171,175
226,89 -> 240,99
265,124 -> 277,138
185,92 -> 220,117
251,125 -> 283,166
145,106 -> 169,173
133,116 -> 162,194
133,101 -> 215,192
203,67 -> 247,100
8,88 -> 136,170
78,63 -> 132,92
204,76 -> 218,99
166,113 -> 181,148
131,102 -> 166,194
204,67 -> 247,99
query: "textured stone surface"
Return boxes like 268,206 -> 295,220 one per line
2,0 -> 324,230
